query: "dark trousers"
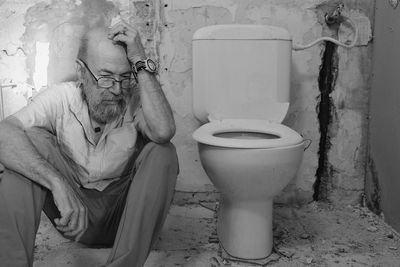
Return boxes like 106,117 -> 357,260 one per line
0,128 -> 178,267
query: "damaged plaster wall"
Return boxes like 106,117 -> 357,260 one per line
311,1 -> 374,204
0,0 -> 42,117
0,0 -> 373,205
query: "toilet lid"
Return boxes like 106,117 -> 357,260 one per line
192,119 -> 303,149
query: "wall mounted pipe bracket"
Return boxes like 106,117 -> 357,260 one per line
325,3 -> 345,26
389,0 -> 399,9
292,4 -> 358,51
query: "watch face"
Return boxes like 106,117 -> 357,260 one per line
146,59 -> 157,72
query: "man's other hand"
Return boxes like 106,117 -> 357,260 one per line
51,181 -> 88,242
108,20 -> 146,64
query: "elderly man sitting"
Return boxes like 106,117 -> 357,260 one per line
0,20 -> 178,267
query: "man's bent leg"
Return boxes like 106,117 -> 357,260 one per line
0,128 -> 79,267
106,142 -> 178,267
0,167 -> 47,267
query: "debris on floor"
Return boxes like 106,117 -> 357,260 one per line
34,201 -> 400,266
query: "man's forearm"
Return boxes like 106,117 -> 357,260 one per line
137,71 -> 176,143
114,23 -> 175,143
0,117 -> 64,190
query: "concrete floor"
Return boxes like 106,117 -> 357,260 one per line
34,201 -> 400,267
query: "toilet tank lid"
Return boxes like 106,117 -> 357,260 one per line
193,24 -> 292,41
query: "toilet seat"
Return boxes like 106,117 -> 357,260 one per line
193,119 -> 303,149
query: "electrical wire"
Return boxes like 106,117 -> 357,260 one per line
292,15 -> 358,51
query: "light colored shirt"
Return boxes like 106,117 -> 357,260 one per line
13,82 -> 142,191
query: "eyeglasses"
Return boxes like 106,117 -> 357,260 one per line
79,59 -> 133,89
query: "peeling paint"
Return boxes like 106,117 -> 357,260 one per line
1,47 -> 26,56
166,0 -> 237,19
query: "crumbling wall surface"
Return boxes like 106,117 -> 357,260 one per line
316,0 -> 374,204
0,0 -> 374,205
0,0 -> 43,117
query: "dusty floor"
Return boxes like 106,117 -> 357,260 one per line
34,201 -> 400,267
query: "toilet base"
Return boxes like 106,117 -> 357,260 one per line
217,197 -> 274,259
220,243 -> 278,266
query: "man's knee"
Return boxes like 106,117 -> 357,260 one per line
134,142 -> 179,188
0,166 -> 47,219
0,167 -> 31,189
141,142 -> 178,167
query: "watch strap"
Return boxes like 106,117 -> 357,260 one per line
132,58 -> 156,82
132,65 -> 138,82
134,58 -> 156,73
135,60 -> 147,72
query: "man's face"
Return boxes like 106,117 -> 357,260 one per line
80,37 -> 133,124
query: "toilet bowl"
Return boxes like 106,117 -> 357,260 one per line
193,119 -> 303,258
191,24 -> 304,260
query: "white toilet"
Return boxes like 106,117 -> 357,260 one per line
192,24 -> 305,260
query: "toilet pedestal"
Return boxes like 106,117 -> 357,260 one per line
196,142 -> 304,260
217,197 -> 274,259
191,25 -> 304,263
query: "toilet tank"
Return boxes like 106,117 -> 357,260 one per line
192,24 -> 292,123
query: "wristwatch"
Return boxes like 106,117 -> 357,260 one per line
134,58 -> 157,73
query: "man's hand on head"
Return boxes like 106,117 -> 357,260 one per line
51,180 -> 88,242
108,20 -> 146,64
107,19 -> 176,143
